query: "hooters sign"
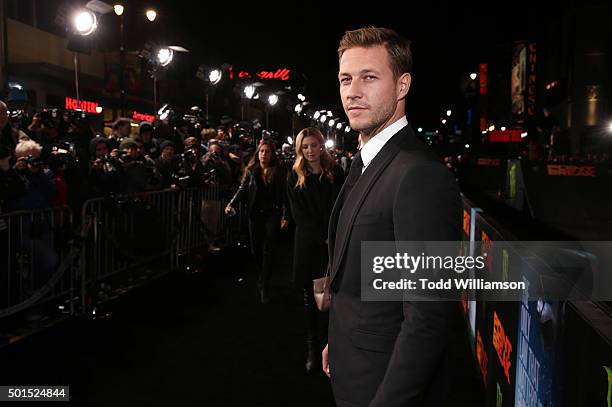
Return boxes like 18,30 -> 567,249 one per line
65,97 -> 100,114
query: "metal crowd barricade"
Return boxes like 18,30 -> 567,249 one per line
0,206 -> 76,318
79,185 -> 248,313
0,185 -> 249,321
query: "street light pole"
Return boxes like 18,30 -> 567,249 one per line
153,75 -> 157,112
119,13 -> 125,116
73,53 -> 80,105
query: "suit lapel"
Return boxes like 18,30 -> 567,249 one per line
330,127 -> 409,285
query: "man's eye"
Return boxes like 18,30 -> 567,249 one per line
340,77 -> 351,84
364,75 -> 376,81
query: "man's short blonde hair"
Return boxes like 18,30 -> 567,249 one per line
338,26 -> 413,79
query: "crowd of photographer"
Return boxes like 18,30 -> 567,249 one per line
0,100 -> 273,216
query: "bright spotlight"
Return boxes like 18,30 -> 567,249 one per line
294,104 -> 303,114
325,139 -> 335,149
607,122 -> 612,133
146,9 -> 157,22
268,94 -> 279,106
113,4 -> 124,16
500,126 -> 507,131
465,144 -> 470,149
157,48 -> 174,67
320,115 -> 327,123
244,85 -> 255,99
344,126 -> 351,133
521,132 -> 528,138
417,127 -> 423,132
287,137 -> 293,144
469,73 -> 477,80
446,110 -> 452,117
336,123 -> 343,130
74,10 -> 97,36
328,119 -> 335,127
209,69 -> 222,85
488,124 -> 495,132
297,94 -> 306,102
441,119 -> 447,125
313,111 -> 321,120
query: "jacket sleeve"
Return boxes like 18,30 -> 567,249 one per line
286,171 -> 310,226
368,162 -> 461,407
227,171 -> 249,208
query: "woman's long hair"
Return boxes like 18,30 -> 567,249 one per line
292,127 -> 336,188
244,139 -> 280,185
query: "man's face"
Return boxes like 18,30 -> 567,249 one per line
0,105 -> 8,129
209,144 -> 223,156
95,142 -> 109,158
339,46 -> 410,136
119,123 -> 131,137
161,146 -> 175,159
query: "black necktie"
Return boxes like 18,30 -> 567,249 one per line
342,151 -> 363,203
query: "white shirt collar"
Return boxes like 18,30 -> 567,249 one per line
360,116 -> 408,173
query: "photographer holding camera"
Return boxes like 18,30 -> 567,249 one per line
155,140 -> 180,188
201,141 -> 232,188
88,136 -> 125,196
174,137 -> 205,188
115,138 -> 161,193
8,140 -> 56,211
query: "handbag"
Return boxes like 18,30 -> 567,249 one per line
313,266 -> 331,312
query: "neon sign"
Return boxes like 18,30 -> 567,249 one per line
527,43 -> 536,116
133,111 -> 155,123
492,311 -> 513,384
489,130 -> 522,143
229,67 -> 291,81
65,97 -> 100,114
479,63 -> 488,95
547,165 -> 596,177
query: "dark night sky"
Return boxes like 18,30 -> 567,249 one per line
98,0 -> 543,128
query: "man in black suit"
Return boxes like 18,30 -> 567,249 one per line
322,27 -> 462,406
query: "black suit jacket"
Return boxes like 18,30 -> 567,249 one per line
327,125 -> 462,407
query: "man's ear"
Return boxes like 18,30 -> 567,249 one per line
398,73 -> 412,100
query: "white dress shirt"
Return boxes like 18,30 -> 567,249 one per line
359,116 -> 408,174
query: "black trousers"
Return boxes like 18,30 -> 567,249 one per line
248,213 -> 280,292
301,242 -> 328,345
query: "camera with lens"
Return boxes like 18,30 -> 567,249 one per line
182,147 -> 199,161
39,107 -> 61,128
48,142 -> 78,169
25,154 -> 44,168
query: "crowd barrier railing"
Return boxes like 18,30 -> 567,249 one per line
1,184 -> 248,321
0,205 -> 77,318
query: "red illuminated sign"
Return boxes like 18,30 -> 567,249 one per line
489,130 -> 522,143
480,117 -> 487,132
547,165 -> 596,177
229,67 -> 291,81
65,97 -> 100,114
481,230 -> 493,271
133,111 -> 155,123
476,330 -> 488,384
492,311 -> 513,384
463,210 -> 471,237
527,43 -> 537,116
477,158 -> 501,166
479,63 -> 488,95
